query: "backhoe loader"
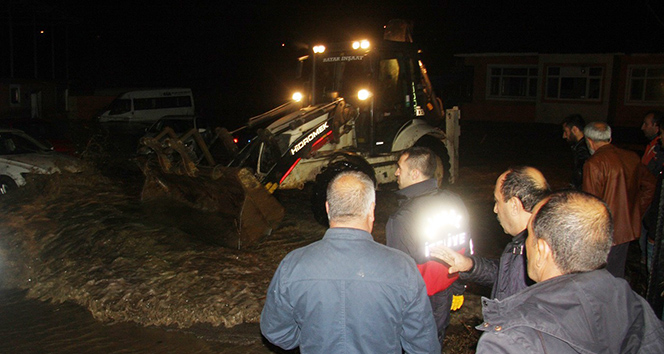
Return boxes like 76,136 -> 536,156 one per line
138,19 -> 460,248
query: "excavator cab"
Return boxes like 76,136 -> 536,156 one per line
296,38 -> 445,155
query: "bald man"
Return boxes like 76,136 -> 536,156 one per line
261,171 -> 440,354
430,166 -> 550,300
476,191 -> 664,353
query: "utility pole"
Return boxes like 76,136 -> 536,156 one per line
8,0 -> 14,78
33,10 -> 38,78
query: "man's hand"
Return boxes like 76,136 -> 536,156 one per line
429,244 -> 474,273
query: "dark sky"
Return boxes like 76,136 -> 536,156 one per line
5,0 -> 664,120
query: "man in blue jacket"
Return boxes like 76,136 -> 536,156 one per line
476,190 -> 664,353
260,171 -> 440,354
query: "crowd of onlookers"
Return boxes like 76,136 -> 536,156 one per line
258,112 -> 664,354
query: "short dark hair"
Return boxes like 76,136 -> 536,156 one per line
531,190 -> 613,274
561,114 -> 586,131
401,146 -> 437,179
645,110 -> 664,128
501,166 -> 551,212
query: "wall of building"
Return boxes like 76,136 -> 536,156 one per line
612,54 -> 664,127
458,53 -> 664,128
460,54 -> 539,123
536,53 -> 614,125
0,79 -> 63,120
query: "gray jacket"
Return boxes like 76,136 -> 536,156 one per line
476,269 -> 664,354
260,227 -> 440,354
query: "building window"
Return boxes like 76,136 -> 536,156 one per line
487,66 -> 538,100
9,85 -> 20,106
545,66 -> 603,101
627,66 -> 664,104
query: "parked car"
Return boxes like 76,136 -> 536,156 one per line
0,129 -> 84,194
0,119 -> 78,156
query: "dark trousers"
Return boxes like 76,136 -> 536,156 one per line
429,282 -> 464,349
606,242 -> 630,278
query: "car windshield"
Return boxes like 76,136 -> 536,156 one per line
0,131 -> 51,155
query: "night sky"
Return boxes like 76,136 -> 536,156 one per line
4,0 -> 664,124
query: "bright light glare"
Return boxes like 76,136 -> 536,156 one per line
424,210 -> 463,236
421,208 -> 467,256
425,233 -> 467,257
313,45 -> 326,54
352,40 -> 370,50
292,92 -> 303,102
357,89 -> 372,100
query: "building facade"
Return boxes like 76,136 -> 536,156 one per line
456,53 -> 664,127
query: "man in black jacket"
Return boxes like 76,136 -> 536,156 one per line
386,146 -> 470,349
429,166 -> 549,300
476,190 -> 664,353
561,114 -> 591,189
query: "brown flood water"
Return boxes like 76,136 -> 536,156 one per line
1,121 -> 638,354
0,288 -> 269,353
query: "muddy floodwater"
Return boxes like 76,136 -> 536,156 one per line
0,121 -> 642,353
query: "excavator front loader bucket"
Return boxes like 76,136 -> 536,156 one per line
140,162 -> 284,249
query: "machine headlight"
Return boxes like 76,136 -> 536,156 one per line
352,40 -> 370,50
357,89 -> 372,101
292,92 -> 303,102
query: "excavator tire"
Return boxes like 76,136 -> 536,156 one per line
311,154 -> 377,227
140,163 -> 284,248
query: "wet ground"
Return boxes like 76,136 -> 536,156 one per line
0,120 -> 647,353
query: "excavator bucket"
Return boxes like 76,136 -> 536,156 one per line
138,127 -> 284,248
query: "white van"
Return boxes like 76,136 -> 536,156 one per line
98,88 -> 195,123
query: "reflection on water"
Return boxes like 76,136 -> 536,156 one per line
0,288 -> 273,353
